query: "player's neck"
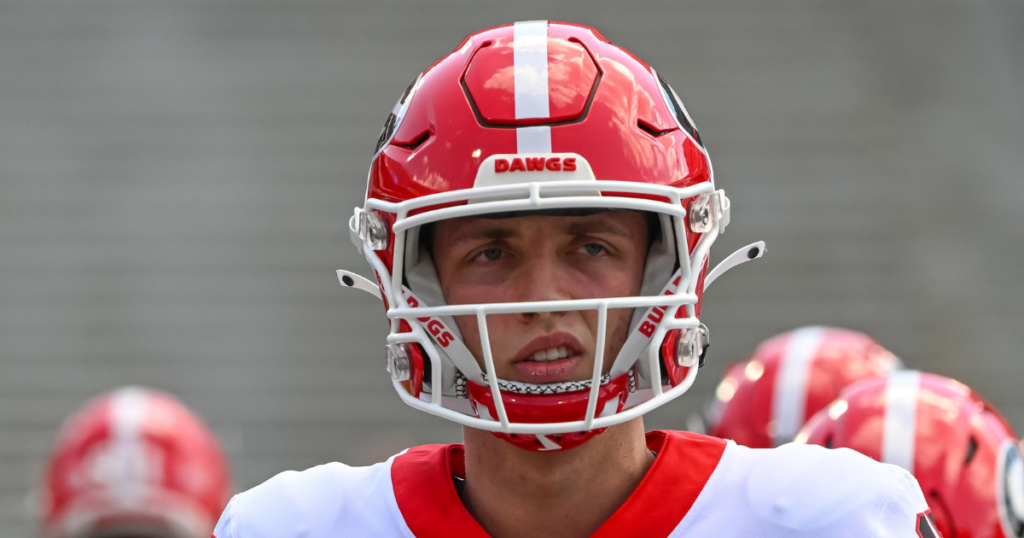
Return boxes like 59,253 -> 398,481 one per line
460,418 -> 654,538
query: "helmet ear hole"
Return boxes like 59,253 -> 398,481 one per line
964,436 -> 978,466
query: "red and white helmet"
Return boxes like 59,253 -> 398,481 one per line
798,372 -> 1024,538
336,21 -> 763,451
41,387 -> 232,538
704,326 -> 901,447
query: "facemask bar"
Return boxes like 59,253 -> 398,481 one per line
383,290 -> 701,435
356,179 -> 724,434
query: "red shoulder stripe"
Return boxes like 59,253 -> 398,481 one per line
393,431 -> 725,538
392,444 -> 489,538
590,431 -> 726,538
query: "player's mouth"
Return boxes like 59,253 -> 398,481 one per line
511,333 -> 586,384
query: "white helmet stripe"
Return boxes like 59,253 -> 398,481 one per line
99,387 -> 152,506
513,20 -> 550,120
111,386 -> 146,444
771,326 -> 825,445
513,21 -> 552,154
882,370 -> 921,472
516,125 -> 552,154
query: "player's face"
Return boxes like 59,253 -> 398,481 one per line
432,210 -> 648,384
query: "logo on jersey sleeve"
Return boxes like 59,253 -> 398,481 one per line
916,510 -> 941,538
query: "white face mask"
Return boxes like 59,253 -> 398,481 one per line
341,174 -> 762,439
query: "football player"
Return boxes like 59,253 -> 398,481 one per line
41,387 -> 231,538
798,371 -> 1024,538
215,21 -> 937,537
702,326 -> 902,447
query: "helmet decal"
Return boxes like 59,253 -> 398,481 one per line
653,71 -> 702,147
472,153 -> 595,189
373,73 -> 422,157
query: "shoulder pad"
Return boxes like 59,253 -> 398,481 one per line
214,460 -> 408,538
739,443 -> 928,533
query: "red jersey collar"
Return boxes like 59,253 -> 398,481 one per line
392,430 -> 726,537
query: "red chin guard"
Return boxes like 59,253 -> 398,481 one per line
467,374 -> 630,452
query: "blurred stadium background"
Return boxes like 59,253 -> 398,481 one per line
1,0 -> 1022,534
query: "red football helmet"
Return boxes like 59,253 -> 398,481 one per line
704,326 -> 901,447
336,21 -> 763,451
798,372 -> 1024,538
41,387 -> 232,538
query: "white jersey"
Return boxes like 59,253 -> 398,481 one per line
213,431 -> 939,538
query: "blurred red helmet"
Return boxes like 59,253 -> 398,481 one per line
705,326 -> 901,447
340,20 -> 763,452
41,387 -> 232,538
798,372 -> 1024,538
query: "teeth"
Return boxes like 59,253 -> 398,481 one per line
530,346 -> 570,362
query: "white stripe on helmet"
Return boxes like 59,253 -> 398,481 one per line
103,387 -> 155,501
882,370 -> 921,472
516,125 -> 552,153
111,386 -> 147,442
771,327 -> 825,445
513,20 -> 549,120
513,21 -> 551,154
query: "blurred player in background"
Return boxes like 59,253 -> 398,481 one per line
700,326 -> 901,447
41,386 -> 231,538
798,371 -> 1024,538
214,21 -> 939,537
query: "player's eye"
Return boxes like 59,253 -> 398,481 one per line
583,243 -> 605,256
479,248 -> 502,262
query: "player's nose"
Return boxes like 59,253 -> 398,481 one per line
511,248 -> 573,322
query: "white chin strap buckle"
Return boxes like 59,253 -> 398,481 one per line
336,270 -> 382,300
